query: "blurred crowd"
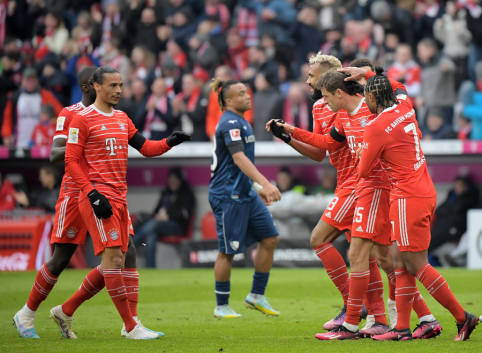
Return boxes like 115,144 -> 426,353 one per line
1,0 -> 482,148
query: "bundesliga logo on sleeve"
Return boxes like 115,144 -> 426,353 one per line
56,117 -> 66,131
68,128 -> 79,143
230,129 -> 241,141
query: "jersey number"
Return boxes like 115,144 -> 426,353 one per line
211,136 -> 218,173
354,207 -> 364,223
326,196 -> 339,211
404,123 -> 421,160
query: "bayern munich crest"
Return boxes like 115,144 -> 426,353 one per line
109,229 -> 120,241
360,117 -> 367,128
66,227 -> 78,239
118,121 -> 126,131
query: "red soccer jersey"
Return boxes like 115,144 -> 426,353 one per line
295,99 -> 355,190
53,102 -> 87,199
31,122 -> 56,146
65,105 -> 139,204
359,96 -> 436,202
334,98 -> 390,197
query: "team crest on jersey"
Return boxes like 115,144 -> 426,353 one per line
360,117 -> 368,128
66,227 -> 78,239
230,241 -> 240,251
118,120 -> 126,131
108,229 -> 120,241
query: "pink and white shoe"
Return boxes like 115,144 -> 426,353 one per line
316,325 -> 359,340
372,327 -> 412,341
412,320 -> 442,339
360,321 -> 390,338
322,306 -> 346,331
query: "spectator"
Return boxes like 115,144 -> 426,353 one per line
133,168 -> 195,268
33,165 -> 60,214
30,104 -> 56,147
421,109 -> 455,140
130,45 -> 155,82
0,174 -> 29,212
205,65 -> 254,140
433,1 -> 472,91
188,32 -> 220,77
38,53 -> 70,105
166,38 -> 187,70
33,11 -> 69,61
429,176 -> 480,255
253,71 -> 283,141
140,77 -> 177,140
243,45 -> 279,89
283,83 -> 313,133
100,38 -> 130,83
380,32 -> 399,68
127,79 -> 149,128
173,73 -> 208,141
90,1 -> 125,56
318,0 -> 357,32
417,38 -> 457,125
321,27 -> 343,59
145,55 -> 182,98
133,7 -> 163,55
414,0 -> 444,41
370,0 -> 414,47
276,166 -> 305,194
293,5 -> 322,74
239,0 -> 297,46
1,67 -> 62,148
386,44 -> 421,101
0,52 -> 23,138
171,7 -> 198,49
226,28 -> 249,79
457,114 -> 472,140
205,0 -> 231,32
65,54 -> 99,105
71,11 -> 93,55
312,166 -> 337,195
465,0 -> 482,82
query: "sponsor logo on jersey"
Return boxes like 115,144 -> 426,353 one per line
245,135 -> 255,143
66,227 -> 78,239
68,128 -> 79,143
109,229 -> 120,241
101,125 -> 107,131
360,117 -> 367,128
118,121 -> 126,131
322,121 -> 328,127
230,241 -> 240,251
56,117 -> 66,131
356,226 -> 363,232
228,120 -> 237,124
346,122 -> 351,127
325,212 -> 331,218
229,129 -> 241,141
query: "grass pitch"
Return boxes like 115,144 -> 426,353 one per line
1,268 -> 481,352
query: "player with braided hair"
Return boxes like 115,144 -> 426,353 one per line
358,68 -> 479,342
208,78 -> 282,318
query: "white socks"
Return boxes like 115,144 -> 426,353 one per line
22,304 -> 36,316
342,322 -> 359,332
249,293 -> 264,300
419,314 -> 436,323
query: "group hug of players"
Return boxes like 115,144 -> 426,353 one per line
11,51 -> 479,341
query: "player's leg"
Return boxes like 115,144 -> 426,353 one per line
210,196 -> 245,318
244,196 -> 280,316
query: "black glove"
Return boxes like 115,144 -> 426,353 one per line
270,119 -> 291,143
88,189 -> 113,219
166,131 -> 192,147
344,77 -> 365,95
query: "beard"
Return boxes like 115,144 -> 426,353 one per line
310,88 -> 323,102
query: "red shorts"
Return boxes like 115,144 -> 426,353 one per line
128,211 -> 134,236
351,189 -> 391,246
390,196 -> 436,252
321,187 -> 356,233
51,195 -> 87,245
79,198 -> 129,255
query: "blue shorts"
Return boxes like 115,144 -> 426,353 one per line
209,195 -> 279,255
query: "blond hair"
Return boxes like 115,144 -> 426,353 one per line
308,51 -> 342,70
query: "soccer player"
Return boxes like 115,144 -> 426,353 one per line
61,66 -> 190,339
267,52 -> 369,331
209,78 -> 282,318
357,67 -> 479,341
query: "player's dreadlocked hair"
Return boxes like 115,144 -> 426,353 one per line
209,78 -> 240,111
364,66 -> 398,113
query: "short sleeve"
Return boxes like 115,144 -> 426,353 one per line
221,119 -> 244,147
53,108 -> 70,140
127,117 -> 138,140
67,114 -> 89,147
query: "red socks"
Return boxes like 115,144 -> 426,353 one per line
314,243 -> 350,305
386,271 -> 396,301
104,269 -> 137,332
416,263 -> 466,324
412,287 -> 432,319
345,270 -> 370,326
394,269 -> 416,330
62,265 -> 105,317
123,268 -> 139,318
366,258 -> 387,325
26,264 -> 58,311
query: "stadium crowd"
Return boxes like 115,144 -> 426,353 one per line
1,0 -> 482,148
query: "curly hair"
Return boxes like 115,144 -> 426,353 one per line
364,66 -> 399,113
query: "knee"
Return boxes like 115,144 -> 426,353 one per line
261,235 -> 279,251
47,255 -> 71,275
404,261 -> 419,277
310,227 -> 328,248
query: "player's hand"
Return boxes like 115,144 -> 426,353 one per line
355,146 -> 362,159
344,79 -> 365,95
88,189 -> 113,219
166,131 -> 192,147
258,191 -> 274,206
267,119 -> 292,143
337,67 -> 368,82
259,183 -> 282,204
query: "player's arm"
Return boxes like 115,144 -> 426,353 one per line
358,126 -> 384,179
292,127 -> 345,152
338,67 -> 409,96
50,138 -> 66,164
65,116 -> 113,219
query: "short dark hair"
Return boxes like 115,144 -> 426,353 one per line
419,38 -> 438,51
40,165 -> 59,183
349,58 -> 374,71
78,66 -> 98,88
92,66 -> 120,85
318,69 -> 350,94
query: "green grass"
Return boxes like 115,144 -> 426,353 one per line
1,268 -> 481,352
